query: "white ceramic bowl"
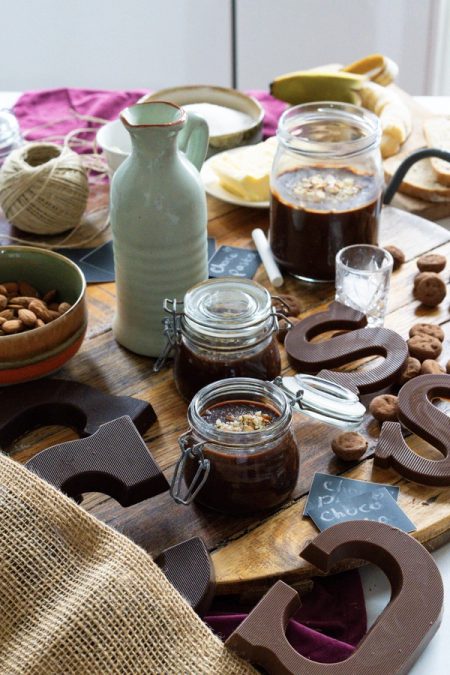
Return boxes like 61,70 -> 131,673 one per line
141,86 -> 264,158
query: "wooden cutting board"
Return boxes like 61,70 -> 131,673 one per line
385,85 -> 450,221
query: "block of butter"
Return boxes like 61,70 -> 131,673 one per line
209,137 -> 278,202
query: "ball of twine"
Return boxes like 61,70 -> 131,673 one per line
0,142 -> 89,235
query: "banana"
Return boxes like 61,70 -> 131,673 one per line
270,71 -> 366,106
359,81 -> 412,157
342,54 -> 399,87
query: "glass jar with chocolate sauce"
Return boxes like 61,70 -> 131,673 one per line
171,378 -> 300,515
156,278 -> 285,402
170,374 -> 365,514
270,102 -> 383,282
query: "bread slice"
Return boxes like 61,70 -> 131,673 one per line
384,149 -> 450,202
423,116 -> 450,186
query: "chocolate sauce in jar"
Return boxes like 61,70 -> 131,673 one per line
174,335 -> 281,403
184,396 -> 299,515
270,166 -> 382,282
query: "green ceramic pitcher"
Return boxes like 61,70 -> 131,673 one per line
110,101 -> 209,357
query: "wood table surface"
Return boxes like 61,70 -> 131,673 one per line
4,185 -> 450,600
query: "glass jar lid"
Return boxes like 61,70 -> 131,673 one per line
183,278 -> 272,334
277,102 -> 381,158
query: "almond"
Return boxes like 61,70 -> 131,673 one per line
18,280 -> 40,298
2,282 -> 18,295
2,319 -> 24,334
0,317 -> 6,325
0,295 -> 7,310
18,309 -> 37,327
28,300 -> 52,323
7,304 -> 23,311
43,289 -> 57,304
8,296 -> 33,308
58,302 -> 72,314
0,285 -> 6,296
48,310 -> 61,320
36,318 -> 45,328
48,302 -> 60,311
0,309 -> 14,321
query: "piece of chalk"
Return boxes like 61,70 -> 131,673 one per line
252,228 -> 284,288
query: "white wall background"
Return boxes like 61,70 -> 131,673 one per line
0,0 -> 442,95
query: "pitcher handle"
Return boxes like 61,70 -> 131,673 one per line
178,111 -> 209,171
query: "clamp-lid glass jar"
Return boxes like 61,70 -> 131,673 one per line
171,378 -> 300,515
158,278 -> 284,402
269,102 -> 383,283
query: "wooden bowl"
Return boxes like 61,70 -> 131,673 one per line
0,247 -> 87,385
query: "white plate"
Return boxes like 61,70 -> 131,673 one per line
201,149 -> 270,209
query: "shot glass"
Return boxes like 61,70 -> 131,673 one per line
335,245 -> 393,327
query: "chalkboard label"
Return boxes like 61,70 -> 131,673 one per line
208,245 -> 261,279
308,487 -> 416,533
304,472 -> 399,516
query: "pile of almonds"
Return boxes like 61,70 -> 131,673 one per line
0,281 -> 71,336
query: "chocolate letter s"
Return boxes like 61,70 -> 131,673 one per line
226,521 -> 443,675
375,373 -> 450,485
285,301 -> 408,395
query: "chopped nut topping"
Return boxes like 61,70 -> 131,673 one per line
292,173 -> 363,204
215,410 -> 273,432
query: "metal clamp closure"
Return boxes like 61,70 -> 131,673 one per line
170,430 -> 210,506
153,298 -> 184,372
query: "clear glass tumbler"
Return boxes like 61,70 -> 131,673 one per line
335,245 -> 393,327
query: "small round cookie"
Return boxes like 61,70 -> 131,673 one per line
398,357 -> 421,385
272,294 -> 302,317
409,323 -> 445,342
276,316 -> 300,343
416,273 -> 447,307
385,245 -> 405,270
417,253 -> 447,273
369,394 -> 399,422
331,432 -> 368,461
408,334 -> 443,362
421,360 -> 446,375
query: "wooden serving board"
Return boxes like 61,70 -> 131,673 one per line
4,181 -> 450,597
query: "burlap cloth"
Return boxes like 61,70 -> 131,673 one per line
0,453 -> 257,674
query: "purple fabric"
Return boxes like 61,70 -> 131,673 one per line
13,88 -> 286,147
204,569 -> 367,664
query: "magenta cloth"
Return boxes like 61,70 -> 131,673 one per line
13,88 -> 286,147
204,569 -> 366,664
13,88 -> 150,150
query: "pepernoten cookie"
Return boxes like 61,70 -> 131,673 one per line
369,394 -> 398,422
409,323 -> 445,342
408,334 -> 443,361
331,432 -> 368,461
421,360 -> 446,375
385,245 -> 405,270
415,273 -> 447,307
398,356 -> 421,385
417,253 -> 447,273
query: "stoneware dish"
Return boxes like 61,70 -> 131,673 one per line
97,86 -> 264,175
141,86 -> 264,158
0,246 -> 87,385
